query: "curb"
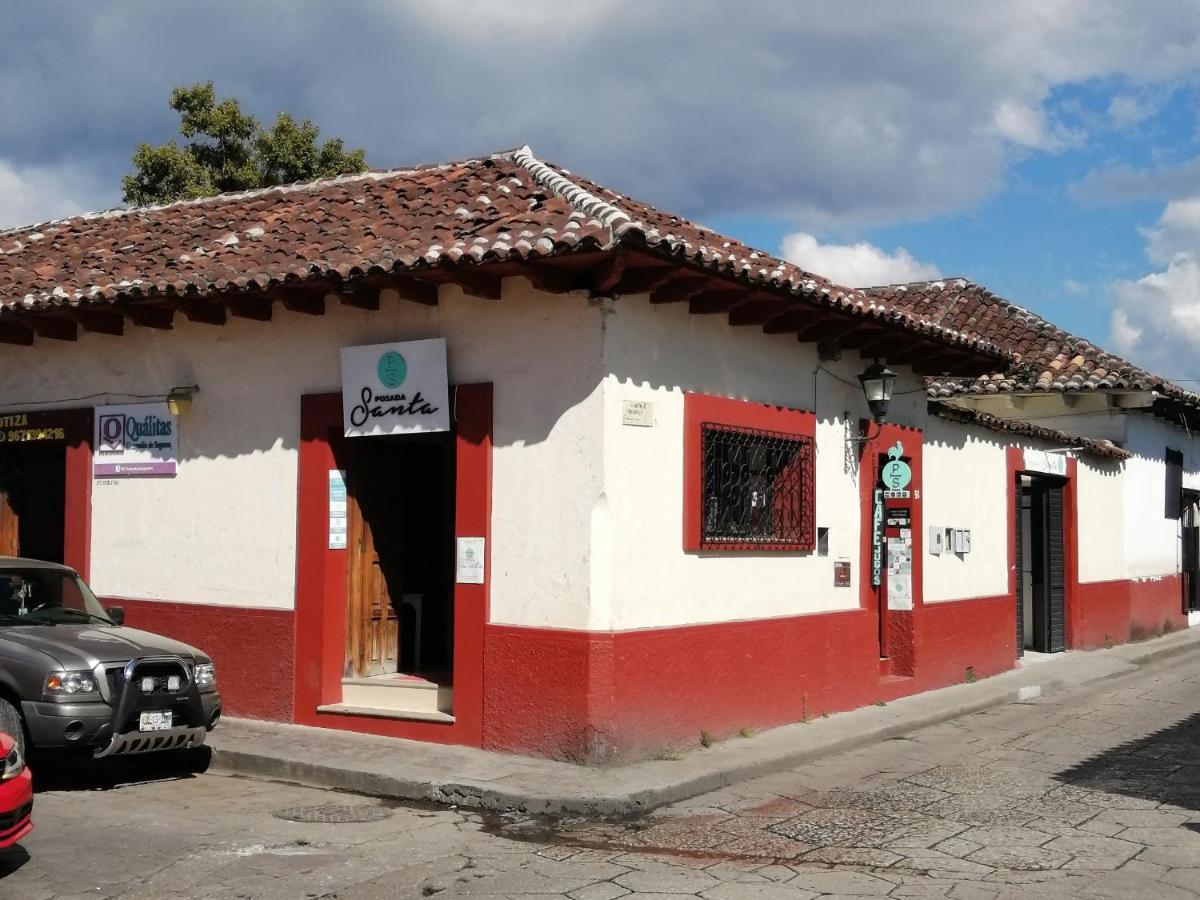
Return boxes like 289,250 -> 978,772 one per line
209,629 -> 1200,817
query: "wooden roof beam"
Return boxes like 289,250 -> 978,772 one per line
649,275 -> 712,304
72,308 -> 125,336
0,321 -> 34,346
608,265 -> 677,296
794,318 -> 859,343
174,298 -> 227,326
452,269 -> 502,300
688,289 -> 754,315
126,305 -> 174,330
227,294 -> 273,322
28,316 -> 77,342
838,325 -> 889,350
727,297 -> 788,326
763,305 -> 826,335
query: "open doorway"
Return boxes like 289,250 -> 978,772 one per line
1016,473 -> 1066,656
0,443 -> 67,563
336,430 -> 456,716
1183,490 -> 1200,621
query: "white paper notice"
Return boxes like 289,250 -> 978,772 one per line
329,470 -> 348,549
456,537 -> 485,584
887,537 -> 913,610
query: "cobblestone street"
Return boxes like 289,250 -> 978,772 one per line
7,649 -> 1200,898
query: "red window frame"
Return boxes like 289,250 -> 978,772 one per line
683,392 -> 816,552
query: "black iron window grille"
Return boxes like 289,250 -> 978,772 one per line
700,422 -> 815,550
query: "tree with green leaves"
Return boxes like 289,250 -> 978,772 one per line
122,82 -> 368,206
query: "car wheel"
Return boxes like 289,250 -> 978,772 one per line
0,698 -> 26,758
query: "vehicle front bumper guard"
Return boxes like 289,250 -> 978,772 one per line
94,655 -> 209,759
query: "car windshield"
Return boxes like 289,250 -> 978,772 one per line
0,568 -> 113,626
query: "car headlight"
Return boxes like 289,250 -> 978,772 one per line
194,663 -> 216,690
45,670 -> 97,696
1,743 -> 23,781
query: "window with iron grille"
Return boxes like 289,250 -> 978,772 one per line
699,422 -> 815,550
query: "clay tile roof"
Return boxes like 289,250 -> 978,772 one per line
871,278 -> 1200,411
0,147 -> 1008,364
929,401 -> 1130,461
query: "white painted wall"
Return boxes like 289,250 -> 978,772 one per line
595,298 -> 928,630
1076,457 -> 1126,584
1119,416 -> 1200,580
921,419 -> 1010,603
0,280 -> 606,623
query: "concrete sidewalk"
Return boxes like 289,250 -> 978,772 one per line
208,627 -> 1200,817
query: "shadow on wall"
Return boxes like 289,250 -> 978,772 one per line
1054,708 -> 1200,813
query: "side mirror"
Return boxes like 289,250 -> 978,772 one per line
105,606 -> 125,626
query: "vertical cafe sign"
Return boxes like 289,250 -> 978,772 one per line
340,338 -> 451,437
94,403 -> 178,477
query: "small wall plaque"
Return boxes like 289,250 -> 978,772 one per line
622,399 -> 654,427
834,559 -> 851,587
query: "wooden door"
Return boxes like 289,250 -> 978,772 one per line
345,489 -> 399,678
0,488 -> 18,558
1046,482 -> 1066,653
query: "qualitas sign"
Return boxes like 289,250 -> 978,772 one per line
94,402 -> 178,477
340,338 -> 450,438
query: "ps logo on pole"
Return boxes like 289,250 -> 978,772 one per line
881,441 -> 911,491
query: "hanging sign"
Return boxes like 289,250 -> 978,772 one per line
880,441 -> 912,491
1023,449 -> 1067,477
93,403 -> 178,477
340,338 -> 450,438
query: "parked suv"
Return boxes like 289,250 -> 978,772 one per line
0,558 -> 221,757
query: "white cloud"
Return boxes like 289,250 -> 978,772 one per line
5,2 -> 1200,229
0,159 -> 110,230
1142,196 -> 1200,264
1111,254 -> 1200,377
781,233 -> 941,287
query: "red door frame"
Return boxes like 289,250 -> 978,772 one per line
1005,447 -> 1078,652
293,384 -> 492,745
3,408 -> 93,578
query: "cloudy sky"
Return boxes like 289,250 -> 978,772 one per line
5,1 -> 1200,378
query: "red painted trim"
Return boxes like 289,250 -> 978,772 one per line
50,407 -> 93,579
483,592 -> 1015,762
106,596 -> 294,721
857,422 -> 923,670
682,392 -> 816,552
293,385 -> 491,746
1006,448 -> 1080,652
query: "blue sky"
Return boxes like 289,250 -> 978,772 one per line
4,2 -> 1200,377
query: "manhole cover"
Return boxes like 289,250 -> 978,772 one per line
272,804 -> 393,824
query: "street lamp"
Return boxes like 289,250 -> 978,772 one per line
858,360 -> 897,424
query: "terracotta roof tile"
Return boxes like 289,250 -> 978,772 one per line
929,401 -> 1129,460
873,278 -> 1200,410
0,147 -> 1007,363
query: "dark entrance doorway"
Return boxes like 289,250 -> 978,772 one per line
1183,491 -> 1200,615
0,443 -> 67,563
1016,473 -> 1066,655
336,430 -> 456,685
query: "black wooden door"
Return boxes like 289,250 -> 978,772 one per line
1047,482 -> 1066,652
1015,475 -> 1024,657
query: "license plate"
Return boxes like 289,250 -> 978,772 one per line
138,711 -> 172,732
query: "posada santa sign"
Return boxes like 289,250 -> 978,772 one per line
340,338 -> 451,438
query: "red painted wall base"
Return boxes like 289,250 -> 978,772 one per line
103,578 -> 1189,762
106,597 -> 295,722
1075,576 -> 1186,649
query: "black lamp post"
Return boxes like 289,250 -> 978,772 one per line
858,360 -> 897,424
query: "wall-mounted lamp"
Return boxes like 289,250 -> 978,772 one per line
848,360 -> 898,445
858,360 -> 897,424
166,385 -> 199,416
